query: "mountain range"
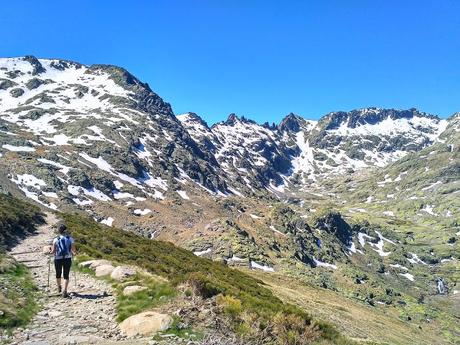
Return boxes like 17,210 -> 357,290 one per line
0,56 -> 459,344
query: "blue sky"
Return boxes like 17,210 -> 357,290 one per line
1,1 -> 459,124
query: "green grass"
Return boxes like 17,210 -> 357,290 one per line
0,193 -> 44,249
0,193 -> 44,331
0,259 -> 39,329
115,277 -> 176,322
153,316 -> 204,341
73,255 -> 176,322
64,213 -> 294,317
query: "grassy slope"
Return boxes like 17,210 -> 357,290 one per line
0,193 -> 44,330
64,212 -> 355,344
0,259 -> 39,330
0,193 -> 45,248
251,271 -> 447,345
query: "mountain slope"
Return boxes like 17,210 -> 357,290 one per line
0,56 -> 228,208
0,56 -> 450,217
1,56 -> 459,344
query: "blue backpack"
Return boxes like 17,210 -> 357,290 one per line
56,236 -> 71,258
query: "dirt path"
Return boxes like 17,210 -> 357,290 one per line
8,212 -> 124,345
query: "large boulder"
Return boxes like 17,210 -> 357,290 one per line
119,311 -> 173,336
123,285 -> 147,296
95,264 -> 115,277
110,266 -> 136,281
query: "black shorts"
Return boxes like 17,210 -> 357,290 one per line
54,258 -> 72,279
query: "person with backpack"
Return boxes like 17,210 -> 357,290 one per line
50,223 -> 76,298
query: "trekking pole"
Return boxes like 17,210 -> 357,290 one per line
47,255 -> 51,291
74,260 -> 77,289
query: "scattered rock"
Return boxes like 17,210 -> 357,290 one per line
10,87 -> 24,97
0,78 -> 17,90
119,311 -> 173,337
95,264 -> 115,277
123,285 -> 147,296
110,265 -> 136,281
78,259 -> 111,269
47,310 -> 62,317
25,77 -> 45,90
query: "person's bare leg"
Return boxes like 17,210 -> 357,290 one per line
56,278 -> 62,292
63,278 -> 69,294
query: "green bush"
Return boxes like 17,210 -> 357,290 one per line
217,295 -> 243,319
273,312 -> 319,345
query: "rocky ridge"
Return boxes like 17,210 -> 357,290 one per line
0,57 -> 451,215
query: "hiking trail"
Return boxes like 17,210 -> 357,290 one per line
8,212 -> 124,345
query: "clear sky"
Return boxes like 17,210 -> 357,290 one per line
1,1 -> 459,124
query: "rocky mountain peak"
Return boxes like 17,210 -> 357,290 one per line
224,113 -> 239,125
89,64 -> 173,117
262,121 -> 277,130
321,107 -> 440,131
22,55 -> 47,75
178,112 -> 210,128
278,112 -> 303,132
448,112 -> 460,121
218,113 -> 258,127
177,112 -> 214,137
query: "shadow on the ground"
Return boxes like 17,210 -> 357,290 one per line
71,292 -> 110,300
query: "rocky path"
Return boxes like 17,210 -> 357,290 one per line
8,212 -> 125,345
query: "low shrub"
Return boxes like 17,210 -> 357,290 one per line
217,295 -> 243,319
273,312 -> 320,345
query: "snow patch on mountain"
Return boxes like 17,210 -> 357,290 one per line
2,144 -> 36,152
133,209 -> 152,216
194,248 -> 212,256
250,261 -> 275,272
313,258 -> 337,269
100,217 -> 114,226
177,190 -> 190,200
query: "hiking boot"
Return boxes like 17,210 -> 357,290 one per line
62,291 -> 69,298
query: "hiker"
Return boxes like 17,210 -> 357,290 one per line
50,224 -> 76,297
